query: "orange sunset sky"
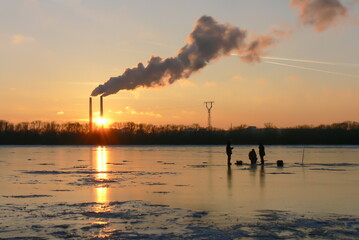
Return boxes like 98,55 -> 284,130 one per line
1,0 -> 358,129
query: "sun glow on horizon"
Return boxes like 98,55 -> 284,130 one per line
94,117 -> 110,128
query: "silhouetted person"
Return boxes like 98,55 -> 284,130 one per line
259,143 -> 265,165
249,149 -> 257,165
226,141 -> 233,166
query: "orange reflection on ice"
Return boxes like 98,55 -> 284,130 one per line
96,187 -> 108,204
91,146 -> 110,237
96,146 -> 108,204
97,146 -> 108,179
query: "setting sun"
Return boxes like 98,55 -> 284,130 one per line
94,117 -> 110,127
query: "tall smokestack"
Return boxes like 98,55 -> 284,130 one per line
100,95 -> 104,119
89,97 -> 93,132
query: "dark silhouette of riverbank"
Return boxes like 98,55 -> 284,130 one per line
0,120 -> 358,145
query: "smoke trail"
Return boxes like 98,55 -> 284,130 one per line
290,0 -> 348,32
91,16 -> 279,97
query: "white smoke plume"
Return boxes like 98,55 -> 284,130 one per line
290,0 -> 348,32
91,16 -> 280,97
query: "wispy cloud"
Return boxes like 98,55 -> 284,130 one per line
115,106 -> 162,118
62,81 -> 101,85
11,34 -> 34,45
257,78 -> 268,85
232,75 -> 243,81
56,111 -> 64,115
204,82 -> 217,87
285,75 -> 303,82
178,80 -> 196,87
181,110 -> 196,115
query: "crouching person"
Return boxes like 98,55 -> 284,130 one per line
249,149 -> 257,165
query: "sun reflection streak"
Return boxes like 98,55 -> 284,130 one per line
92,146 -> 111,238
96,146 -> 108,204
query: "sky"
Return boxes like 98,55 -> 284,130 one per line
0,0 -> 358,129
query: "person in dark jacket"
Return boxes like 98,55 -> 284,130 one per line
259,143 -> 265,165
249,149 -> 257,165
226,141 -> 234,166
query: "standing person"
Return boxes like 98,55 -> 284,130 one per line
226,141 -> 234,166
259,143 -> 265,165
249,149 -> 257,165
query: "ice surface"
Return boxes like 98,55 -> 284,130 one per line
0,200 -> 358,239
0,145 -> 358,239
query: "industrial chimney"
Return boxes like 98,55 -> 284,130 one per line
100,95 -> 104,119
89,97 -> 93,132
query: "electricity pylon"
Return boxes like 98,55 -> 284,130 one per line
204,101 -> 214,129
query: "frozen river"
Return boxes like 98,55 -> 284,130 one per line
1,145 -> 358,239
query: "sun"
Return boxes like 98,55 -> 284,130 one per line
94,117 -> 110,128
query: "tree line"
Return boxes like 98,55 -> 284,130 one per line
0,120 -> 358,145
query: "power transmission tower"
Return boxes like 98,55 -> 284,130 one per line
204,101 -> 214,129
